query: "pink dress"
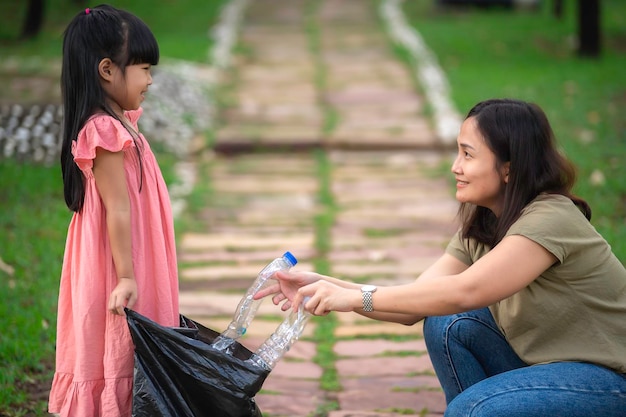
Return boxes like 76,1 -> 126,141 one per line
48,109 -> 179,417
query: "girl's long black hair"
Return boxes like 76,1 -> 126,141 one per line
60,4 -> 159,212
458,98 -> 591,247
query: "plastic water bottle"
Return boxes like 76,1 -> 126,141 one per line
212,251 -> 298,353
247,299 -> 310,371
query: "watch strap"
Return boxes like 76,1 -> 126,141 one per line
362,290 -> 374,312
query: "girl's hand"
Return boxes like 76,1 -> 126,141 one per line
254,270 -> 322,311
109,278 -> 138,315
293,280 -> 359,316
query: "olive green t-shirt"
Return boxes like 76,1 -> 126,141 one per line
446,194 -> 626,373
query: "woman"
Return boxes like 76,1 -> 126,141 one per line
256,99 -> 626,416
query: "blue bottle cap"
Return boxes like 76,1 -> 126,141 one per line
283,251 -> 298,266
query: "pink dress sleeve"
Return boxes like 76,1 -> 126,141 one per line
73,113 -> 138,172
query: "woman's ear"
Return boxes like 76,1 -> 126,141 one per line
98,58 -> 114,81
503,161 -> 511,184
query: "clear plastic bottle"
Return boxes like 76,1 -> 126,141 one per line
247,299 -> 310,371
212,251 -> 298,353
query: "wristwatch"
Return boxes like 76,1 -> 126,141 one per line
360,285 -> 378,312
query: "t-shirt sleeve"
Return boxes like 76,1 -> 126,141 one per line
445,229 -> 473,266
73,115 -> 134,172
505,196 -> 591,264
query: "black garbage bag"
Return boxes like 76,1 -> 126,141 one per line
126,309 -> 269,417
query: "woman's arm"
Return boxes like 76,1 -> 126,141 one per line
292,235 -> 557,318
93,147 -> 138,315
258,252 -> 470,325
357,253 -> 470,324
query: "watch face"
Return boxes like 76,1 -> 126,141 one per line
361,285 -> 377,292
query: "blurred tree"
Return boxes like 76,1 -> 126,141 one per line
578,0 -> 601,57
552,0 -> 563,18
20,0 -> 44,39
18,0 -> 85,40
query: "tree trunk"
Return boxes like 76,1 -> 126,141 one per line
20,0 -> 45,40
553,0 -> 563,19
578,0 -> 601,57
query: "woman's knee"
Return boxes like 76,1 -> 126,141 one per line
444,392 -> 491,417
423,314 -> 450,342
444,363 -> 626,417
424,309 -> 496,346
444,388 -> 523,417
423,314 -> 462,355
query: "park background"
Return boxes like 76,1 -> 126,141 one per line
1,0 -> 624,415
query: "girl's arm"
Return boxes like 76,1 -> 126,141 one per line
93,147 -> 138,315
292,235 -> 557,318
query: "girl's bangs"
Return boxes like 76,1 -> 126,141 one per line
126,24 -> 159,66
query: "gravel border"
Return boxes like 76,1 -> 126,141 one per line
379,0 -> 462,146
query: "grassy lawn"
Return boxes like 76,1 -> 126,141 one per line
400,0 -> 626,261
0,0 -> 226,61
0,162 -> 67,415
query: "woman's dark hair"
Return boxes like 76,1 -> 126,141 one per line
458,98 -> 591,246
60,4 -> 159,212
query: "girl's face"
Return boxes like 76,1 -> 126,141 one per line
451,117 -> 509,216
104,62 -> 153,116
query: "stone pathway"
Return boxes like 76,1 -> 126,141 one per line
177,1 -> 458,416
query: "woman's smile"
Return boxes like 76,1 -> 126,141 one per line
451,117 -> 508,215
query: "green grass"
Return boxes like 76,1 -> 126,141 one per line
0,161 -> 67,415
400,0 -> 626,261
0,0 -> 227,62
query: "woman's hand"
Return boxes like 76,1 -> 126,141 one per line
254,270 -> 322,311
109,277 -> 138,315
293,280 -> 360,316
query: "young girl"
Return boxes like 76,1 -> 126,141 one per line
259,99 -> 626,416
49,5 -> 179,416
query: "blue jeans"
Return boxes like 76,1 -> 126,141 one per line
423,308 -> 626,417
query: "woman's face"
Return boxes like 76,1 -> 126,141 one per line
451,117 -> 509,216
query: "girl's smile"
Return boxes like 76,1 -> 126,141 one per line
102,62 -> 153,117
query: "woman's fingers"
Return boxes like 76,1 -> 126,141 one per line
254,282 -> 281,300
294,283 -> 322,315
293,281 -> 354,315
272,292 -> 285,304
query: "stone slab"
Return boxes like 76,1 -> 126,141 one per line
334,340 -> 427,357
336,356 -> 435,378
